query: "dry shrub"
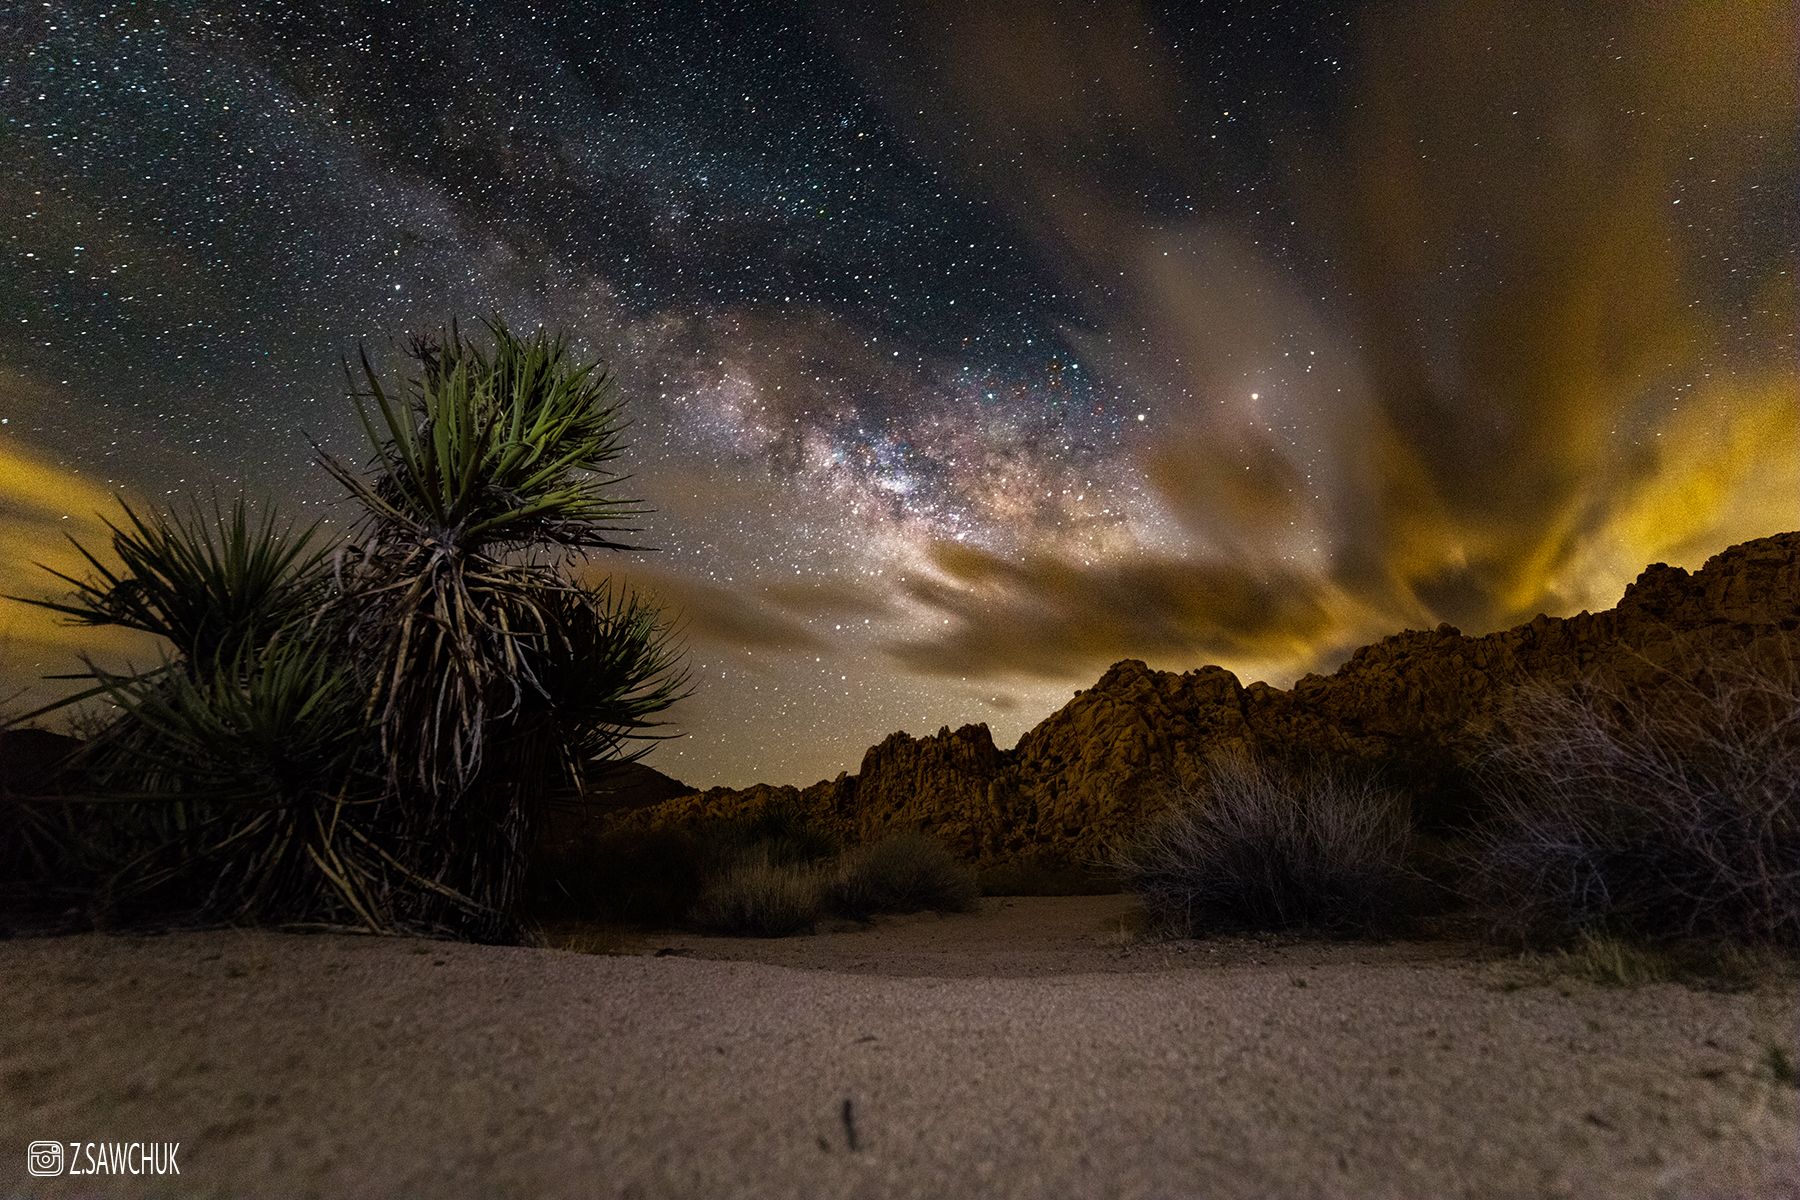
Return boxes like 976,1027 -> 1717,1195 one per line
1476,659 -> 1800,946
707,801 -> 840,867
688,851 -> 824,936
826,830 -> 978,918
529,803 -> 841,931
1115,756 -> 1416,936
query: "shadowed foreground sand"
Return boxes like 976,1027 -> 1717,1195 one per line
1,900 -> 1795,1199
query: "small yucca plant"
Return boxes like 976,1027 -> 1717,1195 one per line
7,500 -> 366,924
73,635 -> 374,925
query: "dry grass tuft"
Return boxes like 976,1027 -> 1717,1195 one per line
1507,934 -> 1798,992
826,830 -> 979,918
688,852 -> 825,937
1765,1044 -> 1798,1089
1550,932 -> 1675,988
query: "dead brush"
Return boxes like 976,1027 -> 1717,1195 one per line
1114,755 -> 1417,937
1474,655 -> 1800,947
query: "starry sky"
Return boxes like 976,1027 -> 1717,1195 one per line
3,1 -> 1796,787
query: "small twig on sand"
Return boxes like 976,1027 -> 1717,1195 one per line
840,1097 -> 860,1152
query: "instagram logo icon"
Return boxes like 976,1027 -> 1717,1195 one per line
27,1141 -> 65,1177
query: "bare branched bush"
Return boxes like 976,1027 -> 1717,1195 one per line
1115,756 -> 1416,936
1476,658 -> 1800,946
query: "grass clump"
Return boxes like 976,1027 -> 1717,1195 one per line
827,830 -> 979,918
689,851 -> 824,937
1512,934 -> 1797,992
1475,661 -> 1800,947
531,801 -> 840,929
1550,932 -> 1675,988
544,821 -> 976,935
1115,755 -> 1416,937
1694,942 -> 1800,993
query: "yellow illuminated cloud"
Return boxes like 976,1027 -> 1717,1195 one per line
846,0 -> 1799,686
0,434 -> 161,715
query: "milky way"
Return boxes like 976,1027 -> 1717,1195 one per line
3,2 -> 1795,786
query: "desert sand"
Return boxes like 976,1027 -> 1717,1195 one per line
2,898 -> 1795,1199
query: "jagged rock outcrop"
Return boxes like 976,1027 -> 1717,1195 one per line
620,533 -> 1800,861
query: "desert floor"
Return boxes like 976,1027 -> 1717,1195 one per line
2,896 -> 1796,1199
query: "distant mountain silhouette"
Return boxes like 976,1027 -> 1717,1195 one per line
582,759 -> 695,812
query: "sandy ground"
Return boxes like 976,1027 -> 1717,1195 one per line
1,898 -> 1796,1199
578,894 -> 1506,976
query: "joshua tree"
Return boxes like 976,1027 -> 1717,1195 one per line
11,318 -> 686,939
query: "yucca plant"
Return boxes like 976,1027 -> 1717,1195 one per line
6,500 -> 362,924
316,319 -> 687,936
321,322 -> 656,789
72,635 -> 374,925
9,317 -> 687,940
526,581 -> 690,774
20,495 -> 330,670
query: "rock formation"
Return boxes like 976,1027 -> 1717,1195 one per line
616,533 -> 1800,861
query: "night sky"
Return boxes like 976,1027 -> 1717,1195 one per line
3,1 -> 1795,787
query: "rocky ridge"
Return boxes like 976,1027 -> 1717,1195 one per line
619,533 -> 1800,860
